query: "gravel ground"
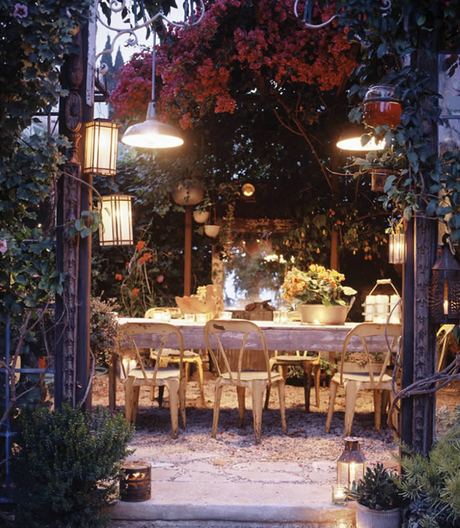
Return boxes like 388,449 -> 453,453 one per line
92,372 -> 400,467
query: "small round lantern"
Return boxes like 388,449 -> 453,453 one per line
363,85 -> 402,129
337,437 -> 366,488
429,238 -> 460,324
120,461 -> 152,502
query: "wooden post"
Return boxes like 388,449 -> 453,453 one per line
184,205 -> 192,296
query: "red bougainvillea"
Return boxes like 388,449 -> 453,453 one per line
110,0 -> 357,128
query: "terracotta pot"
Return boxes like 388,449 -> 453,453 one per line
204,225 -> 220,238
299,304 -> 349,325
356,504 -> 401,528
371,168 -> 394,192
172,180 -> 204,206
193,210 -> 210,223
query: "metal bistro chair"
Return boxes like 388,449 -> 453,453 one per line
325,322 -> 402,437
204,319 -> 287,444
265,350 -> 321,413
120,322 -> 186,439
145,308 -> 206,406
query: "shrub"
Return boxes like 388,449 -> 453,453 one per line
90,296 -> 119,368
11,404 -> 134,528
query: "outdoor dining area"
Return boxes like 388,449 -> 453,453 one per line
5,0 -> 460,527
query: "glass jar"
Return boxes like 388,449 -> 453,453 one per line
363,84 -> 402,128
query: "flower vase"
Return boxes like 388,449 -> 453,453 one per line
299,304 -> 349,325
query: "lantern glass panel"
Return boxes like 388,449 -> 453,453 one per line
337,438 -> 366,487
84,120 -> 120,176
99,195 -> 133,246
389,233 -> 405,264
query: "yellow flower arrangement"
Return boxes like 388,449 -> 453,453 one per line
281,265 -> 357,307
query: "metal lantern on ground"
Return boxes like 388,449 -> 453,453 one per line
84,119 -> 120,176
337,437 -> 366,488
120,461 -> 151,502
99,194 -> 133,246
389,232 -> 406,264
429,239 -> 460,324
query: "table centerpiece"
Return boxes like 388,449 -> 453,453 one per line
281,265 -> 357,325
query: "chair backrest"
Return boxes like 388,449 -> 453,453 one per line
119,322 -> 184,382
339,322 -> 402,387
204,319 -> 271,385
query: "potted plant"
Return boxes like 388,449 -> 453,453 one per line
347,463 -> 404,528
280,265 -> 357,324
368,147 -> 405,192
193,194 -> 211,223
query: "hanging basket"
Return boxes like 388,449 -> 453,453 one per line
204,225 -> 220,238
193,210 -> 210,223
172,180 -> 204,206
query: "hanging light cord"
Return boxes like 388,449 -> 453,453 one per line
151,31 -> 156,103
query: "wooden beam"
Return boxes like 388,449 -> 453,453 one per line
184,205 -> 192,296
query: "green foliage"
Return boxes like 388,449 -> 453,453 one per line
337,0 -> 460,240
90,296 -> 119,368
347,463 -> 404,511
11,404 -> 134,528
398,423 -> 460,528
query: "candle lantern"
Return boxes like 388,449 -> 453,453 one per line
363,85 -> 402,129
99,194 -> 133,247
429,239 -> 460,324
84,119 -> 120,176
363,279 -> 401,324
120,461 -> 152,502
389,232 -> 406,264
337,437 -> 366,488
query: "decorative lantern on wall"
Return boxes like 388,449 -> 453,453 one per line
99,194 -> 133,246
429,238 -> 460,324
120,461 -> 151,502
84,119 -> 120,176
389,232 -> 405,264
337,437 -> 366,488
363,85 -> 402,129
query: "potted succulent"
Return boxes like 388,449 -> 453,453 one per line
347,463 -> 404,528
280,265 -> 356,325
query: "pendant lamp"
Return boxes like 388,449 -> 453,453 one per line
336,124 -> 385,151
122,33 -> 183,149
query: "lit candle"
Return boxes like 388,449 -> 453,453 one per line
331,485 -> 347,505
444,299 -> 449,315
349,462 -> 356,485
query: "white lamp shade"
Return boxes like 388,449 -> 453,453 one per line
99,194 -> 133,246
336,135 -> 386,151
84,119 -> 120,176
121,102 -> 183,149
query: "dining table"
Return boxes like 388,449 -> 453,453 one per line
109,318 -> 391,412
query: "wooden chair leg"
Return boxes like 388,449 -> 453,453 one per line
373,389 -> 383,431
251,380 -> 265,444
165,379 -> 180,439
264,386 -> 271,410
158,386 -> 165,407
124,377 -> 135,423
343,380 -> 361,437
313,363 -> 321,407
325,379 -> 338,433
277,380 -> 288,434
195,357 -> 206,407
211,380 -> 223,438
237,386 -> 246,427
302,361 -> 312,413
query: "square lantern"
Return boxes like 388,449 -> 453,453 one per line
429,241 -> 460,324
389,232 -> 405,264
337,437 -> 366,488
99,194 -> 133,246
84,119 -> 120,176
